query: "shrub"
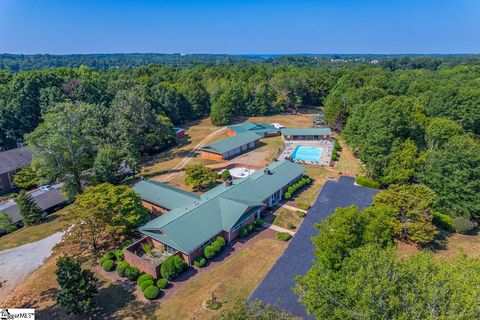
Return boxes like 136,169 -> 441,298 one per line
204,245 -> 216,259
99,252 -> 115,265
101,259 -> 115,272
125,265 -> 140,281
140,280 -> 154,292
114,249 -> 124,261
284,192 -> 292,200
276,232 -> 292,241
254,218 -> 264,227
287,186 -> 295,194
194,256 -> 207,268
287,223 -> 296,229
296,210 -> 306,218
157,278 -> 169,289
355,176 -> 380,189
215,236 -> 226,247
297,203 -> 311,210
221,170 -> 231,181
246,223 -> 254,233
161,255 -> 186,280
452,217 -> 475,235
117,261 -> 130,277
204,236 -> 226,259
143,285 -> 160,300
137,273 -> 155,286
432,212 -> 453,231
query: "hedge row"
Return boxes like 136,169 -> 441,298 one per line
204,236 -> 226,259
331,139 -> 341,161
239,223 -> 255,238
355,176 -> 380,189
284,176 -> 312,200
161,255 -> 187,280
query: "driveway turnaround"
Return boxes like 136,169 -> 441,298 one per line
250,176 -> 378,319
0,231 -> 64,303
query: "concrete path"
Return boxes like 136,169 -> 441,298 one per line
0,231 -> 64,303
279,203 -> 306,213
263,222 -> 295,235
159,126 -> 226,182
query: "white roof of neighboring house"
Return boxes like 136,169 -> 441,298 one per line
0,184 -> 66,223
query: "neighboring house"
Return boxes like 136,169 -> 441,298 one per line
0,184 -> 67,224
0,147 -> 33,195
199,131 -> 261,160
173,127 -> 186,139
227,121 -> 280,137
281,127 -> 332,141
126,160 -> 305,276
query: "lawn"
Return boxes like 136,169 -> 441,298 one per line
272,208 -> 302,230
295,165 -> 338,206
0,211 -> 70,251
333,134 -> 364,176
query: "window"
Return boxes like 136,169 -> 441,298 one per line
164,244 -> 177,254
200,237 -> 214,249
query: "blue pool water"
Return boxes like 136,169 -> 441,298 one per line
290,145 -> 323,162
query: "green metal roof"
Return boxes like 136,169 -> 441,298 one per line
200,131 -> 260,155
133,180 -> 200,209
228,122 -> 278,135
137,160 -> 305,254
280,127 -> 332,136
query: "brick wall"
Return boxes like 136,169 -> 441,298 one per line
141,200 -> 168,214
201,151 -> 224,161
226,128 -> 237,136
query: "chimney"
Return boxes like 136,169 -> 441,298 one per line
225,179 -> 233,187
264,167 -> 270,174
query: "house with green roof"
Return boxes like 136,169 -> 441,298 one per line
199,131 -> 261,160
227,121 -> 280,137
281,127 -> 332,140
124,160 -> 305,276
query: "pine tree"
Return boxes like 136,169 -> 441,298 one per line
15,190 -> 44,225
56,255 -> 98,315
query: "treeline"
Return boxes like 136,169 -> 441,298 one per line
324,65 -> 480,220
0,64 -> 335,198
2,53 -> 480,72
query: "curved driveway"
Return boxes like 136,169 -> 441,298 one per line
0,231 -> 64,303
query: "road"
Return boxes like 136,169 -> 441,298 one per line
158,126 -> 226,182
0,231 -> 64,303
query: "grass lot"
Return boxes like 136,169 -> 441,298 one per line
0,212 -> 70,251
295,166 -> 338,206
334,134 -> 364,176
272,208 -> 302,230
397,231 -> 480,261
152,238 -> 286,320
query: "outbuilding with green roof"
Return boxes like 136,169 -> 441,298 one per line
200,131 -> 261,160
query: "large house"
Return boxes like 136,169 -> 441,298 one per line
126,160 -> 305,276
226,121 -> 280,137
281,127 -> 332,141
0,147 -> 33,194
199,131 -> 261,160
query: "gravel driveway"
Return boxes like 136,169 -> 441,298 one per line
0,231 -> 64,303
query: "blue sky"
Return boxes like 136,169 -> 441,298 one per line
0,0 -> 479,54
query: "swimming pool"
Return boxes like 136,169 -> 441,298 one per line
290,145 -> 323,162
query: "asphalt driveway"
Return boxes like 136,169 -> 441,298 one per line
250,176 -> 378,319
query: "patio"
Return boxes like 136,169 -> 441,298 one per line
276,140 -> 333,166
124,237 -> 173,277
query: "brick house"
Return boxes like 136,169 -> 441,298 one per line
0,147 -> 33,195
199,131 -> 261,160
126,160 -> 305,277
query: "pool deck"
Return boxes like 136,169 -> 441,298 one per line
278,140 -> 333,166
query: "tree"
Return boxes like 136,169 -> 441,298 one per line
56,255 -> 98,315
0,211 -> 16,233
69,183 -> 148,253
25,102 -> 96,200
210,91 -> 237,125
221,169 -> 231,181
296,244 -> 480,320
92,144 -> 122,184
373,184 -> 437,245
13,166 -> 40,190
381,139 -> 420,185
15,190 -> 44,225
185,164 -> 218,191
150,82 -> 193,123
425,117 -> 463,149
212,300 -> 297,320
422,134 -> 480,219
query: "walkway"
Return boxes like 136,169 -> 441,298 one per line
279,203 -> 306,213
0,231 -> 64,303
159,126 -> 226,182
262,222 -> 295,236
250,176 -> 378,319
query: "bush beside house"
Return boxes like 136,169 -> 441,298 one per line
160,255 -> 187,280
284,175 -> 312,200
203,236 -> 226,259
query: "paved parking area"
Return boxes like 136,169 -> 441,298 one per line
249,176 -> 378,319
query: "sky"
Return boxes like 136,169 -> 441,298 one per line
0,0 -> 479,54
